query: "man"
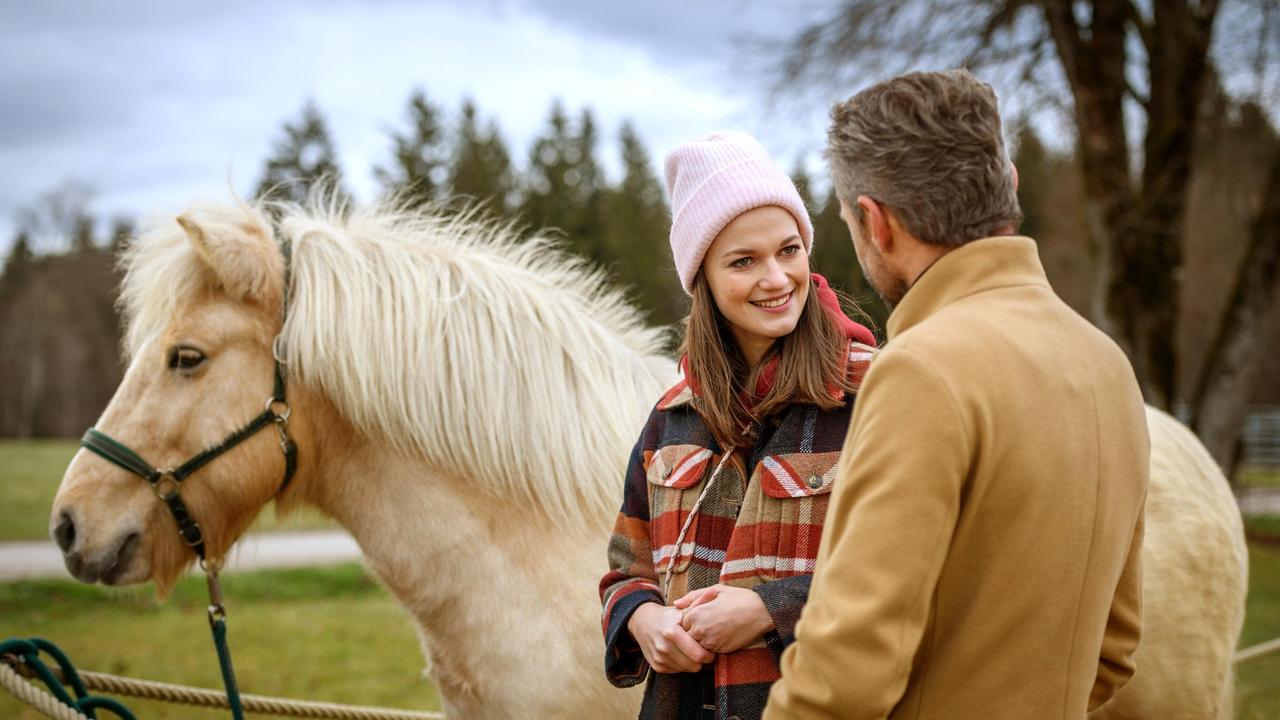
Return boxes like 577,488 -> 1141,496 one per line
764,70 -> 1148,719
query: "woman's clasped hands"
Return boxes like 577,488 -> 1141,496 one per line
627,584 -> 775,673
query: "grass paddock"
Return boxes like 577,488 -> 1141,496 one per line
0,439 -> 336,541
0,564 -> 437,719
0,548 -> 1277,718
2,440 -> 1278,716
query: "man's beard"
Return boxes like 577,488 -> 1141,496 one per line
860,256 -> 909,309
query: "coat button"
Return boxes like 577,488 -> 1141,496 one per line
806,475 -> 824,489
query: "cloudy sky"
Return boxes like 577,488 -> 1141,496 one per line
0,0 -> 861,251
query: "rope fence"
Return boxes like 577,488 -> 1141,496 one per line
2,652 -> 444,720
1236,635 -> 1280,664
5,635 -> 1279,720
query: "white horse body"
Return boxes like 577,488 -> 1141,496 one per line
50,200 -> 1246,719
265,206 -> 674,718
1090,407 -> 1248,720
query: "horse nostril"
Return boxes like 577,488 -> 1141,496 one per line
54,512 -> 76,553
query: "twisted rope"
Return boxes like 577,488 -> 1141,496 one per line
2,657 -> 444,720
1236,635 -> 1280,664
0,661 -> 89,720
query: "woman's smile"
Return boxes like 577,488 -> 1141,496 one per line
749,291 -> 794,311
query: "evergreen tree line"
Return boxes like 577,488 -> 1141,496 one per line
4,87 -> 1279,445
250,90 -> 892,330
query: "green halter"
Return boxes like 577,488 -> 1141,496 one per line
75,240 -> 297,720
79,242 -> 297,562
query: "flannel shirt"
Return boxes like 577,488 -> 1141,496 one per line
600,342 -> 872,720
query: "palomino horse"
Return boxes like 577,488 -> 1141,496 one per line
51,199 -> 1246,719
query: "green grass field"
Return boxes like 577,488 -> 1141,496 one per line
0,564 -> 438,719
0,440 -> 335,541
0,548 -> 1275,718
1238,540 -> 1280,719
2,440 -> 1278,716
1240,467 -> 1280,488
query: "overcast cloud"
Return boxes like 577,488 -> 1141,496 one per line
0,0 -> 842,251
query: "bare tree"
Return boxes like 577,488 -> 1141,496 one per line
1191,109 -> 1280,475
762,0 -> 1280,473
15,180 -> 97,254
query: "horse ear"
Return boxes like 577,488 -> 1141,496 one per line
177,212 -> 282,306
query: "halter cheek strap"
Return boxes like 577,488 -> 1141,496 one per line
79,396 -> 295,560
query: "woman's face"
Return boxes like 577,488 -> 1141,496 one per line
701,205 -> 810,368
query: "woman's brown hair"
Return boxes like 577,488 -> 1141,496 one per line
680,274 -> 859,447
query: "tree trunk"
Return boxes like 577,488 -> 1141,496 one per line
1105,0 -> 1219,409
1191,146 -> 1280,479
1042,0 -> 1219,409
1040,0 -> 1134,335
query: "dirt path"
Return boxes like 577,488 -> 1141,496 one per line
0,530 -> 362,581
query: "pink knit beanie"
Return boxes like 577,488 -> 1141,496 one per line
664,130 -> 814,294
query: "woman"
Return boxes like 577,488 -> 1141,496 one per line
599,130 -> 876,720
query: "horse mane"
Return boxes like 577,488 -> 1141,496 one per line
119,196 -> 676,526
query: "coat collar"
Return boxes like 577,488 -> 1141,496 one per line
887,236 -> 1049,341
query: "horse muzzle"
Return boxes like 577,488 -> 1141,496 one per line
52,508 -> 146,585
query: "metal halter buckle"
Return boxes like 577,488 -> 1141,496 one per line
152,470 -> 181,500
265,396 -> 292,422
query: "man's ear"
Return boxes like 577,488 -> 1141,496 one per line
1011,162 -> 1020,192
857,195 -> 893,254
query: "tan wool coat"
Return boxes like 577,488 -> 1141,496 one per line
764,236 -> 1149,720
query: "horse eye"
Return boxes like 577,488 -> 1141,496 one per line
168,347 -> 206,372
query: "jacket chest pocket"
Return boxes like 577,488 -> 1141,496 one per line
737,451 -> 840,580
647,445 -> 713,578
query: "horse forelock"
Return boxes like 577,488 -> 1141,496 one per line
118,199 -> 278,358
273,200 -> 675,527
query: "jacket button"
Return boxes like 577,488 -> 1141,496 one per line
806,475 -> 823,489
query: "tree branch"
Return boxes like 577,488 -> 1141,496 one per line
1038,0 -> 1085,91
1123,0 -> 1155,58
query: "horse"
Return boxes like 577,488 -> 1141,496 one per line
50,198 -> 1247,719
49,198 -> 667,718
1090,406 -> 1248,720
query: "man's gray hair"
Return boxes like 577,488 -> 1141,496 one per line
826,69 -> 1023,246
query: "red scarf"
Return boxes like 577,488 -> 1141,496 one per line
681,273 -> 876,405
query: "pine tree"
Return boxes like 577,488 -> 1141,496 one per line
520,101 -> 578,240
109,217 -> 136,255
1011,124 -> 1055,242
71,215 -> 95,253
447,100 -> 515,218
791,161 -> 815,212
255,100 -> 350,206
568,108 -> 607,262
374,88 -> 447,210
4,232 -> 32,274
604,122 -> 682,327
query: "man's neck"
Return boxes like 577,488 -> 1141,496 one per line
902,243 -> 951,291
902,227 -> 1017,291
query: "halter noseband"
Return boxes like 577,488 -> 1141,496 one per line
79,242 -> 297,563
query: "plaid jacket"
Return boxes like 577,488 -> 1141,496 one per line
600,342 -> 872,720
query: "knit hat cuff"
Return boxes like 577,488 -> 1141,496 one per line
670,159 -> 813,294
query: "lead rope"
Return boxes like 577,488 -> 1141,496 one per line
659,447 -> 736,600
1,643 -> 445,719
